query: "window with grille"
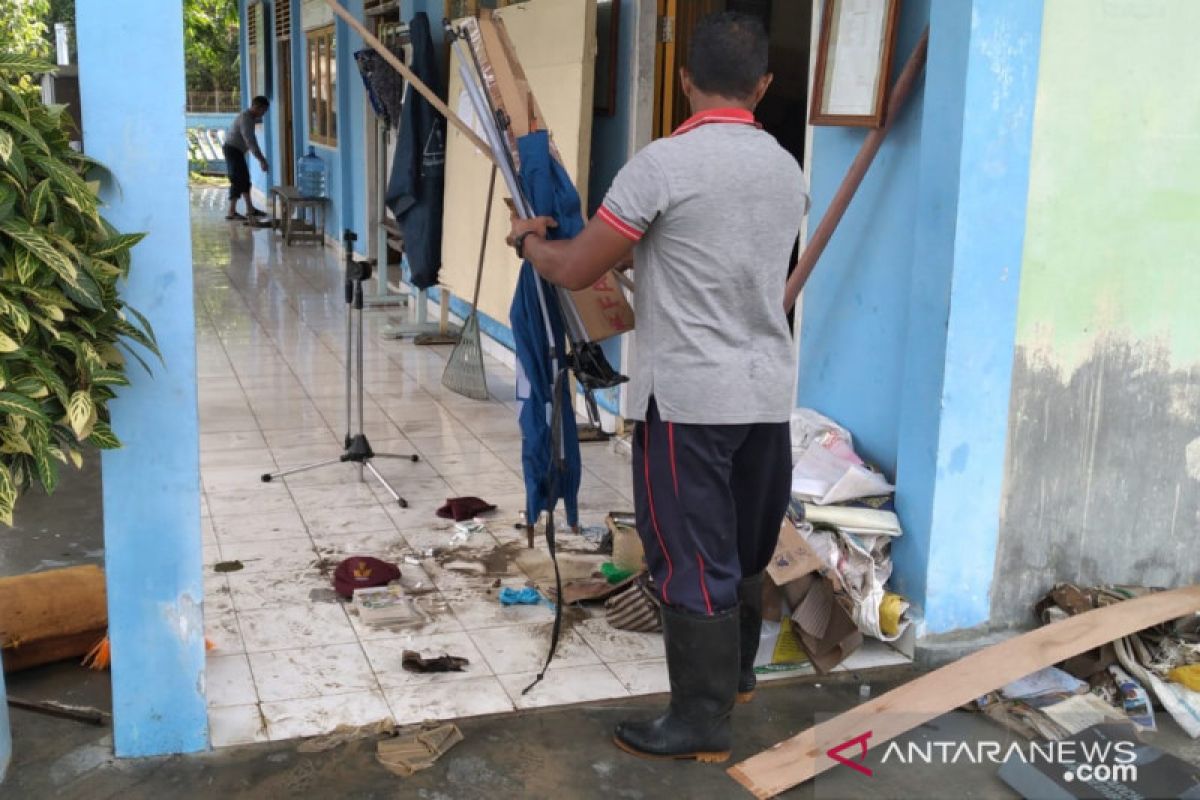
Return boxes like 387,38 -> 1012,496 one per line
307,25 -> 337,146
248,3 -> 261,98
274,0 -> 291,40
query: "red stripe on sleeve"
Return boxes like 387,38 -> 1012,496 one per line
597,205 -> 643,242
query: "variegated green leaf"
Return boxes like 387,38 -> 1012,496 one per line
0,463 -> 14,526
32,441 -> 58,494
11,376 -> 42,396
90,368 -> 129,387
62,269 -> 103,310
86,419 -> 121,449
26,178 -> 50,223
0,129 -> 11,163
91,232 -> 147,259
0,54 -> 55,76
0,218 -> 75,282
0,330 -> 19,352
5,296 -> 29,333
13,246 -> 36,283
67,447 -> 82,469
0,82 -> 29,121
67,390 -> 94,439
0,426 -> 31,455
0,112 -> 50,155
28,357 -> 66,404
0,391 -> 44,419
79,340 -> 103,371
5,144 -> 27,186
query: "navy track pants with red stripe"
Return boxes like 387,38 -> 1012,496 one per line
632,399 -> 792,616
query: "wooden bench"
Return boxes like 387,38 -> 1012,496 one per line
270,186 -> 329,246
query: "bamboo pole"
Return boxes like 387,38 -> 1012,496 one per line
783,28 -> 930,312
322,0 -> 495,158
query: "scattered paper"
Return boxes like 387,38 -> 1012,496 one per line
1001,666 -> 1088,700
377,722 -> 464,777
791,440 -> 893,505
1039,693 -> 1128,737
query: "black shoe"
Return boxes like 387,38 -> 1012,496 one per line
737,574 -> 764,703
248,208 -> 268,218
613,604 -> 738,762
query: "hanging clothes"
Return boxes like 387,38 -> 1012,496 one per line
510,130 -> 582,530
386,12 -> 444,290
354,48 -> 405,128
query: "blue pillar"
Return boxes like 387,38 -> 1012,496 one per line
77,1 -> 208,756
891,0 -> 1044,633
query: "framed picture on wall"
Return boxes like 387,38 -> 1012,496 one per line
810,0 -> 900,127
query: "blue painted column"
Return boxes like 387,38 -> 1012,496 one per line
891,0 -> 1044,633
77,1 -> 208,756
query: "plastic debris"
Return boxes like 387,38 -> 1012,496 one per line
498,586 -> 541,606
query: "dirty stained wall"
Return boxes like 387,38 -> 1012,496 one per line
994,0 -> 1200,625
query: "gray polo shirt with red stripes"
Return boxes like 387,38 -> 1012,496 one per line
598,108 -> 808,425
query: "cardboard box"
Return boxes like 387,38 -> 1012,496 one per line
565,272 -> 634,343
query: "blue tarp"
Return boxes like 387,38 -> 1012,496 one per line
510,131 -> 582,529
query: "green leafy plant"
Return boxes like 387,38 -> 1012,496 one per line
0,53 -> 160,524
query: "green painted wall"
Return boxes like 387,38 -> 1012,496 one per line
1015,0 -> 1200,374
995,0 -> 1200,625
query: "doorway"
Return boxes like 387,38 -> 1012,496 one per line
275,0 -> 296,185
278,39 -> 296,185
652,0 -> 812,170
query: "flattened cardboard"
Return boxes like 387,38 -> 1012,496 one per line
569,271 -> 634,342
766,519 -> 826,586
784,573 -> 863,674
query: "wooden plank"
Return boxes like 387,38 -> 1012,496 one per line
728,584 -> 1200,798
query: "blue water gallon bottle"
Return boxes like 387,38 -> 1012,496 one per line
297,146 -> 327,198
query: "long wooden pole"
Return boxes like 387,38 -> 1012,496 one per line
322,0 -> 495,157
784,28 -> 930,312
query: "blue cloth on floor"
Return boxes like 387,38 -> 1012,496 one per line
499,587 -> 542,606
510,130 -> 582,531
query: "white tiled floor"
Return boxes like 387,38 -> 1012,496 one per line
190,187 -> 909,747
190,187 -> 660,746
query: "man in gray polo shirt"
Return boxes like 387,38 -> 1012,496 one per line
507,12 -> 806,762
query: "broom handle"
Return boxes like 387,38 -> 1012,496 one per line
322,0 -> 495,158
783,28 -> 929,312
471,165 -> 498,309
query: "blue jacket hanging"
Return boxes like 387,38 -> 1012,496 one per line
386,12 -> 444,290
511,130 -> 582,529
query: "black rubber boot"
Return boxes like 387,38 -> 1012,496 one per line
737,574 -> 764,703
613,604 -> 739,762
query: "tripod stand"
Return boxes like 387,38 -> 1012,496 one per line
262,230 -> 420,507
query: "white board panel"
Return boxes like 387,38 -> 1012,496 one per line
439,0 -> 597,328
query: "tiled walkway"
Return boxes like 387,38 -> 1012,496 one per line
191,187 -> 659,746
191,186 -> 904,747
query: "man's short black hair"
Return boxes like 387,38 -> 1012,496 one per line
251,95 -> 270,110
686,12 -> 769,99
